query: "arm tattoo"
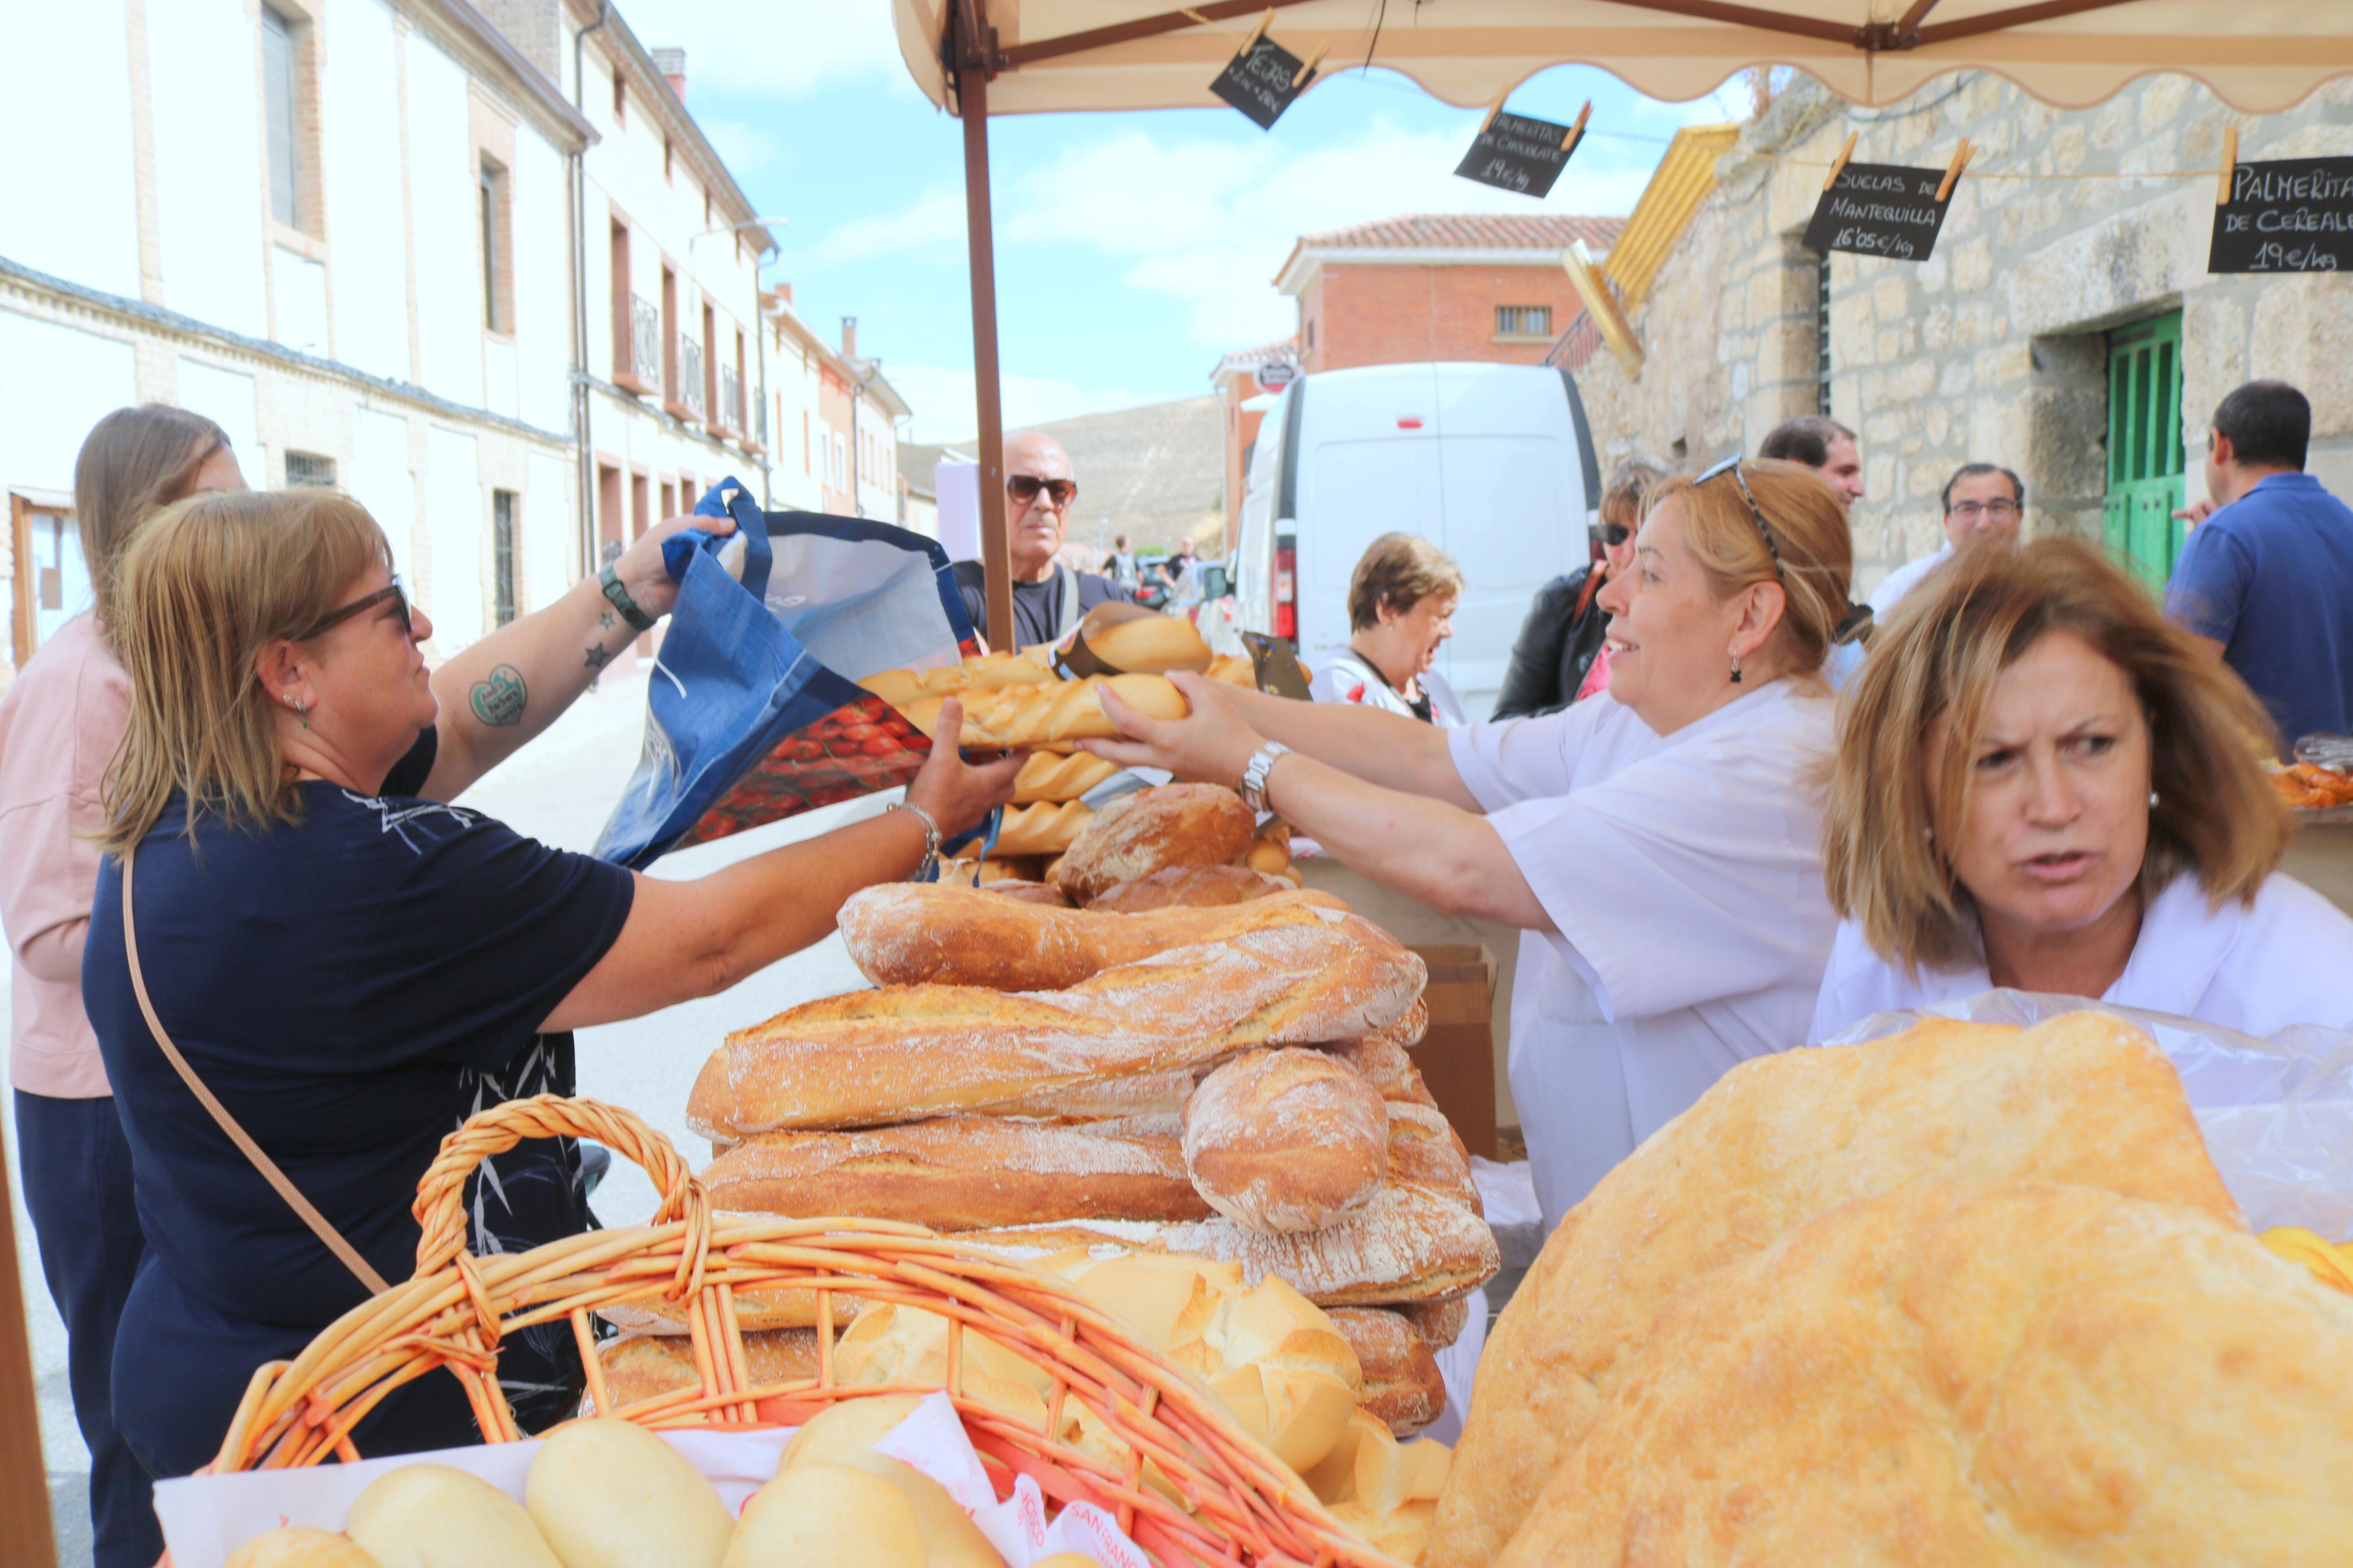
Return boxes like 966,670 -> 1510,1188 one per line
583,643 -> 611,671
599,609 -> 616,629
469,664 -> 528,727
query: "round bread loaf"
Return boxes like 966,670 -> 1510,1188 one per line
226,1530 -> 385,1568
1327,1308 -> 1449,1437
1184,1048 -> 1390,1233
1088,863 -> 1319,912
1050,783 -> 1257,903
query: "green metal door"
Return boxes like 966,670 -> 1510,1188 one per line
2103,311 -> 2186,590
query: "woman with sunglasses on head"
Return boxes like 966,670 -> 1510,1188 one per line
947,429 -> 1120,649
1493,454 -> 1672,720
1088,457 -> 1857,1230
0,404 -> 243,1568
76,489 -> 1020,1484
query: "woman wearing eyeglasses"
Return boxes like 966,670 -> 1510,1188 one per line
76,489 -> 1021,1484
1493,455 -> 1671,720
1089,458 -> 1855,1228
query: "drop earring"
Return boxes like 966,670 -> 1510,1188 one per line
1729,655 -> 1744,685
2148,789 -> 2160,808
289,695 -> 308,730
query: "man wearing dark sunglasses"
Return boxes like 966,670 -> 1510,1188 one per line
949,429 -> 1120,649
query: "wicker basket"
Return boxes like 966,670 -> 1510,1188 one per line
208,1096 -> 1411,1568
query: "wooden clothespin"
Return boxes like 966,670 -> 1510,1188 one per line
1291,40 -> 1328,88
1481,86 -> 1509,134
2217,125 -> 2240,205
1240,8 -> 1273,54
1935,137 -> 1974,204
1822,130 -> 1857,193
1563,99 -> 1593,154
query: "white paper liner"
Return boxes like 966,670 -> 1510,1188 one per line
155,1391 -> 1147,1568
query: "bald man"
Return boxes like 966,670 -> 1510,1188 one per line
950,429 -> 1122,649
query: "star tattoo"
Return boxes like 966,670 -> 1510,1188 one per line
583,643 -> 611,670
599,610 -> 616,629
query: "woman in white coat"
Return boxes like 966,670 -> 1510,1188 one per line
1091,460 -> 1857,1228
1307,532 -> 1468,726
1813,537 -> 2353,1039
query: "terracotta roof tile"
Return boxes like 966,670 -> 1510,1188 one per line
1297,213 -> 1625,252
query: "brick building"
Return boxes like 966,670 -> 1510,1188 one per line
1208,340 -> 1296,547
1556,75 -> 2352,600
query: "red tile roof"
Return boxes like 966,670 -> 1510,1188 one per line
1297,214 -> 1625,252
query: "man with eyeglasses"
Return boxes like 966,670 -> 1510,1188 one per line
949,429 -> 1120,649
1866,461 -> 2025,616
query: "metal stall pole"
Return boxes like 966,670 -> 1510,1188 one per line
953,0 -> 1015,648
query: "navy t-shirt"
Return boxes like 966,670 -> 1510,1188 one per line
950,559 -> 1120,650
81,730 -> 634,1476
2165,472 -> 2353,749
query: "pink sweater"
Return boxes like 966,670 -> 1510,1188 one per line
0,613 -> 131,1098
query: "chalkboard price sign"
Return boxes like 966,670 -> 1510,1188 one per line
1801,162 -> 1954,263
2209,157 -> 2353,273
1455,111 -> 1582,198
1210,37 -> 1316,131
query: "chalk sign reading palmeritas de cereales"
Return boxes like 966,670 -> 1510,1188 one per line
2210,157 -> 2353,273
1210,37 -> 1316,131
1455,111 -> 1582,198
1801,162 -> 1954,262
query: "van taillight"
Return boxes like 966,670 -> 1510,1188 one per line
1274,543 -> 1297,641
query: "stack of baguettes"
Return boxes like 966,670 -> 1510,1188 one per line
682,790 -> 1499,1453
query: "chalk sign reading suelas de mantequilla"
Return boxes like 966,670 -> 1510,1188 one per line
1801,162 -> 1954,262
1210,37 -> 1315,130
1456,111 -> 1582,198
2210,157 -> 2353,273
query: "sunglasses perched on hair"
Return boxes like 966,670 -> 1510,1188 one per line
300,577 -> 412,641
1008,474 -> 1078,509
1694,455 -> 1786,580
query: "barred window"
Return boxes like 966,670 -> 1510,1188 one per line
1496,305 -> 1552,337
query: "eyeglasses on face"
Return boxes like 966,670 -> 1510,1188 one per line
1695,456 -> 1786,580
1008,474 -> 1078,509
300,577 -> 411,642
1947,498 -> 2021,522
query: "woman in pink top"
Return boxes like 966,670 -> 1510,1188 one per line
0,404 -> 242,1568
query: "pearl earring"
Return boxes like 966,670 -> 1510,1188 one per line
2148,789 -> 2160,808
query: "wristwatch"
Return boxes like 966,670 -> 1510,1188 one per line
598,560 -> 656,633
890,800 -> 942,881
1238,742 -> 1292,815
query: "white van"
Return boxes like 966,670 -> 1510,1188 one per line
1231,361 -> 1602,721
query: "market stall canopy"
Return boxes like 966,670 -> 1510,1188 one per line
893,0 -> 2353,117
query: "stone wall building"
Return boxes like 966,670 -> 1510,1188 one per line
1560,73 -> 2353,599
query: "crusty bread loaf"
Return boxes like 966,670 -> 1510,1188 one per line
984,1068 -> 1203,1122
1318,1037 -> 1436,1108
698,1117 -> 1210,1231
1392,1295 -> 1469,1353
1206,652 -> 1255,685
1327,1309 -> 1447,1437
988,801 -> 1094,857
1080,611 -> 1212,675
1307,1409 -> 1453,1566
982,880 -> 1071,908
1496,1183 -> 2353,1567
1169,1272 -> 1363,1472
903,673 -> 1188,750
934,856 -> 1047,888
840,883 -> 1368,991
1428,1013 -> 2243,1568
1183,1050 -> 1390,1233
1087,863 -> 1333,913
1374,995 -> 1427,1050
598,1329 -> 824,1410
1050,784 -> 1258,903
1382,1101 -> 1478,1214
860,652 -> 1057,712
958,1180 -> 1499,1307
1012,751 -> 1120,805
602,1283 -> 864,1336
690,920 -> 1426,1136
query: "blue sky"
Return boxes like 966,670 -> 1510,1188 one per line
624,1 -> 1753,440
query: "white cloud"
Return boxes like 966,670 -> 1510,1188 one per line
808,184 -> 968,265
613,0 -> 915,102
888,361 -> 1160,443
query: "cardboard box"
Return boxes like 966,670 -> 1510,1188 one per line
1409,943 -> 1499,1161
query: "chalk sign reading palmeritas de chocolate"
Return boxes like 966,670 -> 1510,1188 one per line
1210,37 -> 1315,131
2210,157 -> 2353,273
1801,162 -> 1953,262
1455,111 -> 1581,198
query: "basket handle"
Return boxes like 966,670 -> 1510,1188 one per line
412,1095 -> 704,1279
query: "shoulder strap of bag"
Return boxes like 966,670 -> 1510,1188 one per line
120,848 -> 391,1296
1053,561 -> 1083,640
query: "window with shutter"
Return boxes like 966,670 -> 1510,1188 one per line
2103,311 -> 2187,591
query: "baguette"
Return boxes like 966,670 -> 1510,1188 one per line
982,881 -> 1072,908
1327,1309 -> 1448,1437
859,652 -> 1057,712
839,883 -> 1368,991
903,673 -> 1188,749
699,1117 -> 1211,1231
985,1068 -> 1204,1122
1051,784 -> 1259,903
1206,652 -> 1256,686
1392,1295 -> 1471,1353
1012,751 -> 1120,804
1088,863 -> 1329,913
989,801 -> 1094,858
599,1329 -> 824,1409
1081,612 -> 1212,674
690,920 -> 1425,1137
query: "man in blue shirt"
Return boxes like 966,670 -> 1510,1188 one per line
2165,379 -> 2353,752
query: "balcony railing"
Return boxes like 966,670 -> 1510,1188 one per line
719,364 -> 743,435
680,337 -> 706,421
629,297 -> 660,387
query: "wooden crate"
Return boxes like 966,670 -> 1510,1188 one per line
1408,944 -> 1499,1161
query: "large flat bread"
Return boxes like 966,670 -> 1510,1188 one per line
1498,1182 -> 2353,1566
1428,1013 -> 2240,1568
690,920 -> 1425,1136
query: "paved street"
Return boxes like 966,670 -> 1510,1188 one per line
10,663 -> 893,1564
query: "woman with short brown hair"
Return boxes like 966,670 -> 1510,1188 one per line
1812,537 -> 2353,1039
1309,532 -> 1468,725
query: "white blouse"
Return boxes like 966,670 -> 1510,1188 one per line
1811,870 -> 2353,1043
1448,681 -> 1839,1229
1308,648 -> 1466,727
